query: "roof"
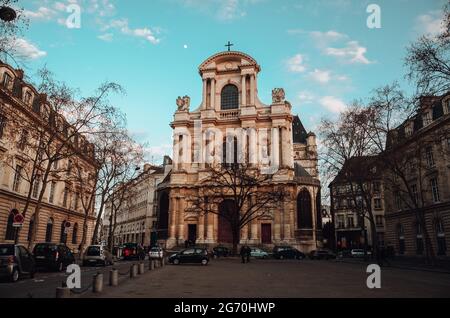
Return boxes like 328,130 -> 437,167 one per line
198,51 -> 260,73
294,163 -> 311,178
330,156 -> 382,186
292,115 -> 308,144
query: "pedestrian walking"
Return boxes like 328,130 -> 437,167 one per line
246,246 -> 251,263
240,246 -> 246,264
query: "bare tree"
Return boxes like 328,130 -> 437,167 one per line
319,104 -> 380,261
405,2 -> 450,96
186,163 -> 285,254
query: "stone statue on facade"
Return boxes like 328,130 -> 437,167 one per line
176,95 -> 190,112
272,88 -> 285,104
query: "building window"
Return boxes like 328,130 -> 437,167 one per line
4,211 -> 17,241
423,111 -> 432,126
27,214 -> 35,242
13,165 -> 23,192
373,182 -> 381,193
24,91 -> 33,105
347,216 -> 354,228
32,175 -> 41,199
17,130 -> 28,151
53,160 -> 58,170
374,198 -> 382,209
49,181 -> 56,204
430,178 -> 440,203
445,99 -> 450,114
220,84 -> 239,110
2,72 -> 12,89
45,218 -> 54,242
74,192 -> 80,211
67,160 -> 72,176
337,215 -> 345,229
435,219 -> 447,256
63,187 -> 69,207
394,191 -> 402,210
0,114 -> 6,139
72,223 -> 78,244
60,221 -> 68,244
297,189 -> 312,229
397,224 -> 405,255
376,215 -> 384,227
425,146 -> 435,168
416,222 -> 424,255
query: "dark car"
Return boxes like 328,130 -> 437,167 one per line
309,249 -> 336,260
33,243 -> 75,272
273,246 -> 305,260
0,244 -> 36,282
169,248 -> 209,265
212,245 -> 230,257
122,243 -> 146,260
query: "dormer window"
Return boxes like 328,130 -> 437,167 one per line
405,123 -> 413,137
24,91 -> 33,105
2,72 -> 12,90
445,99 -> 450,115
423,111 -> 432,126
221,84 -> 239,110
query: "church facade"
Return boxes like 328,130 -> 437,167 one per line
157,50 -> 322,252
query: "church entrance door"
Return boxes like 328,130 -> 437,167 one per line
218,200 -> 236,244
261,224 -> 272,244
188,224 -> 197,243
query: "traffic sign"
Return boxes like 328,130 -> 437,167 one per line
13,213 -> 24,227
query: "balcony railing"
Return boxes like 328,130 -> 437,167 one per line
219,110 -> 240,119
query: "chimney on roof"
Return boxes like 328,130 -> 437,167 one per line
144,163 -> 152,172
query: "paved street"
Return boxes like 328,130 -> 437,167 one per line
90,258 -> 450,298
0,260 -> 137,298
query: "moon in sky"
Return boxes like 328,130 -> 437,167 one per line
183,44 -> 188,49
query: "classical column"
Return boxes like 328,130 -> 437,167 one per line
274,205 -> 281,242
241,75 -> 247,106
168,196 -> 177,241
177,198 -> 185,242
202,79 -> 207,109
250,74 -> 256,105
206,212 -> 214,242
283,199 -> 292,241
198,213 -> 205,242
240,224 -> 249,243
271,127 -> 280,168
213,213 -> 219,243
282,126 -> 294,167
210,78 -> 216,109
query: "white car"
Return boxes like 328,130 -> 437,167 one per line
350,249 -> 372,258
149,247 -> 164,259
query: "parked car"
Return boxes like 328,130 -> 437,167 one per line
168,248 -> 209,265
122,243 -> 146,260
350,249 -> 372,258
309,249 -> 336,260
148,246 -> 164,259
33,243 -> 75,272
0,244 -> 36,282
212,245 -> 230,257
250,248 -> 269,259
273,246 -> 305,260
83,245 -> 114,267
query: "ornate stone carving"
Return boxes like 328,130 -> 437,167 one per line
272,88 -> 285,104
176,95 -> 190,112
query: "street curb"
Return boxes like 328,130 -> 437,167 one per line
336,259 -> 450,274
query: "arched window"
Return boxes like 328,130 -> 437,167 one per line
27,214 -> 35,242
72,223 -> 78,244
415,221 -> 424,255
5,210 -> 18,241
221,84 -> 239,110
297,189 -> 312,229
316,191 -> 322,230
60,221 -> 68,244
222,136 -> 238,165
45,217 -> 54,242
397,224 -> 405,255
435,218 -> 447,256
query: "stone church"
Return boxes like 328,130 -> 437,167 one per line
157,50 -> 322,252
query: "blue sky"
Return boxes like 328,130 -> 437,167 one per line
10,0 -> 447,163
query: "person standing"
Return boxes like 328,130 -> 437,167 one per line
246,246 -> 251,263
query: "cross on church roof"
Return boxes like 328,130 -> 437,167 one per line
225,41 -> 234,51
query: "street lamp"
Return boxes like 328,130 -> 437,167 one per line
0,6 -> 17,22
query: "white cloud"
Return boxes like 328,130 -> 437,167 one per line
319,96 -> 347,113
24,7 -> 57,20
12,38 -> 47,60
309,30 -> 347,47
98,33 -> 114,42
297,91 -> 315,104
415,10 -> 446,36
325,41 -> 372,64
103,19 -> 161,44
286,54 -> 306,73
179,0 -> 262,21
309,69 -> 331,84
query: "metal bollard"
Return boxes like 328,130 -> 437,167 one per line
93,273 -> 103,293
56,287 -> 70,298
109,269 -> 118,287
149,259 -> 154,270
130,264 -> 138,278
161,257 -> 165,267
138,262 -> 145,275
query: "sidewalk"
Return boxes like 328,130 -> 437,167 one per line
337,256 -> 450,274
